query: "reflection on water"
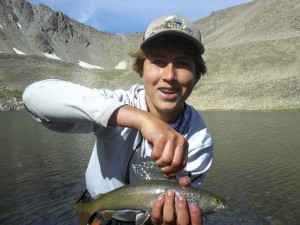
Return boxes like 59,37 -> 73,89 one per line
200,111 -> 300,225
0,111 -> 94,224
0,111 -> 299,225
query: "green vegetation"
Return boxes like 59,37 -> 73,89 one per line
0,89 -> 22,100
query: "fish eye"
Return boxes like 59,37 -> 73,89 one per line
216,198 -> 220,203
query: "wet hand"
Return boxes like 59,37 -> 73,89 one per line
151,188 -> 203,225
151,177 -> 203,225
139,116 -> 188,177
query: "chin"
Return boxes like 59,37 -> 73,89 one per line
159,103 -> 183,112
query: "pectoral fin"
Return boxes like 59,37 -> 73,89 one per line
72,204 -> 95,225
135,212 -> 151,225
101,210 -> 116,220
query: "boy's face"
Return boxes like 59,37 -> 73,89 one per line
141,48 -> 197,121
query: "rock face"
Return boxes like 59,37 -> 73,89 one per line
0,0 -> 142,69
0,0 -> 299,111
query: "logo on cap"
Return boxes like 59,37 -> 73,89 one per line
149,15 -> 194,37
165,15 -> 183,28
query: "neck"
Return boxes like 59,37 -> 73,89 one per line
147,104 -> 184,124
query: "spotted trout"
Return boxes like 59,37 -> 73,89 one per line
73,162 -> 226,225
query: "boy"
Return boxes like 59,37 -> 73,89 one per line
23,14 -> 212,225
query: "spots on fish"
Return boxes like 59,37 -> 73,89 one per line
183,193 -> 199,205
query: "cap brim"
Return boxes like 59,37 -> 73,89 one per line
140,30 -> 205,54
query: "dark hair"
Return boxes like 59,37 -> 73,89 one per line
129,35 -> 207,81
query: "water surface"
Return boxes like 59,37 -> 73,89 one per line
0,111 -> 299,225
200,111 -> 300,225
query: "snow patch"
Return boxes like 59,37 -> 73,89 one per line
13,48 -> 25,55
115,61 -> 127,69
78,61 -> 103,69
43,52 -> 62,61
17,22 -> 23,32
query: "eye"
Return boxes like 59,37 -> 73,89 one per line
215,198 -> 220,204
153,59 -> 165,65
150,57 -> 167,67
175,61 -> 189,67
174,59 -> 194,69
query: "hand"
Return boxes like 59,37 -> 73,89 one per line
150,176 -> 203,225
109,105 -> 188,177
139,115 -> 189,177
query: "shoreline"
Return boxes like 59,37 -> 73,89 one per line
1,102 -> 299,112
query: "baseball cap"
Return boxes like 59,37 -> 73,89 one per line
141,14 -> 205,54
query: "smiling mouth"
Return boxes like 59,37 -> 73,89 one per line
159,88 -> 178,94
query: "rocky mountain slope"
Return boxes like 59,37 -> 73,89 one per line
0,0 -> 299,111
192,0 -> 300,110
0,0 -> 141,69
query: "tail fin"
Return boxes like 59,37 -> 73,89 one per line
73,203 -> 96,225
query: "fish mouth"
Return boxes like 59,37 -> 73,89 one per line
219,202 -> 227,210
214,202 -> 227,212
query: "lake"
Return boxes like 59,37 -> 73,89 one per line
0,111 -> 299,225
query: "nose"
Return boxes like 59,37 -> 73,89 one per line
163,63 -> 177,81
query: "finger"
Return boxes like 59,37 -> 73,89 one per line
172,139 -> 188,169
155,139 -> 176,167
176,194 -> 190,225
159,158 -> 183,178
163,189 -> 175,224
159,161 -> 181,178
159,139 -> 188,177
159,163 -> 178,178
151,134 -> 167,161
179,176 -> 192,187
151,195 -> 164,225
189,203 -> 203,225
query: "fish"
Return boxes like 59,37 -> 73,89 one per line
73,162 -> 226,225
